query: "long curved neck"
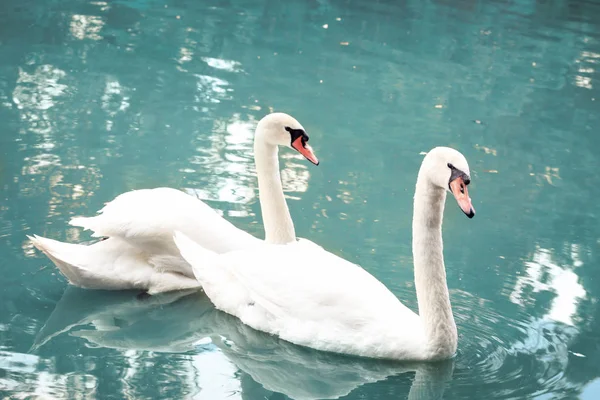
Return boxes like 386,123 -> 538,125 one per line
412,173 -> 457,358
254,137 -> 296,244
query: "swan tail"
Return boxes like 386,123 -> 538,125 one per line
28,235 -> 124,290
28,235 -> 87,284
173,231 -> 220,286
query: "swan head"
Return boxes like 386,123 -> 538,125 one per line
256,113 -> 319,165
422,147 -> 475,218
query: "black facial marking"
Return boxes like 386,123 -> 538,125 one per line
447,163 -> 471,188
285,126 -> 309,147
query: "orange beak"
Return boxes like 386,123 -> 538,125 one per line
450,177 -> 475,218
291,136 -> 319,165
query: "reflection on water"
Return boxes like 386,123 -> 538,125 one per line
450,288 -> 582,399
202,57 -> 244,73
12,63 -> 68,174
17,284 -> 594,399
511,245 -> 586,326
28,288 -> 452,400
13,65 -> 67,114
574,50 -> 599,90
101,78 -> 130,120
194,74 -> 231,104
0,350 -> 98,398
70,14 -> 105,41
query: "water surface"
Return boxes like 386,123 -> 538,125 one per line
1,0 -> 600,398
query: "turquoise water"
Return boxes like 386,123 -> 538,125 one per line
1,0 -> 600,398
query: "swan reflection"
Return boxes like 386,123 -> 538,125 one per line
33,288 -> 454,400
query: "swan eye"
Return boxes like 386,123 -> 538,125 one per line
447,163 -> 455,170
285,127 -> 309,146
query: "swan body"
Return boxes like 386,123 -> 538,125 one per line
174,147 -> 476,361
29,113 -> 319,294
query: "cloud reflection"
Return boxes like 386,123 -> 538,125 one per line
510,245 -> 586,326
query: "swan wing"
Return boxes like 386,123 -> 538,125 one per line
70,187 -> 260,255
216,244 -> 417,338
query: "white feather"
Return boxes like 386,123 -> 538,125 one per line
28,235 -> 200,294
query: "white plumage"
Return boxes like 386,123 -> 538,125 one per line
29,113 -> 319,294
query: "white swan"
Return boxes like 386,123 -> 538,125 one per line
174,147 -> 476,361
28,112 -> 319,294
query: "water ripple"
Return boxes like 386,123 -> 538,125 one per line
451,289 -> 579,398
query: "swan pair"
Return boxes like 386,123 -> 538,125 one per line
30,112 -> 476,361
